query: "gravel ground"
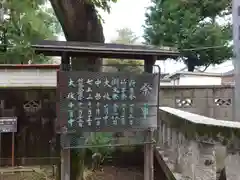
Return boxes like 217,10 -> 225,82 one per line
84,166 -> 143,180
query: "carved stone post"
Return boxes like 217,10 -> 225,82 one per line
158,120 -> 163,145
194,142 -> 216,180
215,143 -> 227,178
162,123 -> 167,147
175,132 -> 185,173
177,140 -> 199,179
171,128 -> 178,150
168,128 -> 178,171
225,151 -> 240,180
166,125 -> 171,147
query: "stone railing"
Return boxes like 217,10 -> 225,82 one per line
155,107 -> 240,180
160,85 -> 233,120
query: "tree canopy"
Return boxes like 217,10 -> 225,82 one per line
105,28 -> 144,73
143,0 -> 233,71
0,0 -> 119,64
0,0 -> 61,64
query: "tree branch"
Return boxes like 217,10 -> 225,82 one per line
199,64 -> 210,72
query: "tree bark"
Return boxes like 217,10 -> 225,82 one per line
49,0 -> 104,42
49,1 -> 105,180
49,0 -> 104,70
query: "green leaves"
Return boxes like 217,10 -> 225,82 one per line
144,0 -> 232,71
86,0 -> 119,23
88,132 -> 114,156
87,0 -> 118,13
0,0 -> 61,64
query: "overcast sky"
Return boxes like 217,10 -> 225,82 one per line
100,0 -> 151,42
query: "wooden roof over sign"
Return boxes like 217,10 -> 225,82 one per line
32,40 -> 179,59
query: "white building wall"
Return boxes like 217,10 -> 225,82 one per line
178,75 -> 222,85
0,69 -> 56,87
0,69 -> 223,87
160,81 -> 173,85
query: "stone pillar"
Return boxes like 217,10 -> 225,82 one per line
166,125 -> 171,147
194,142 -> 216,180
178,132 -> 185,145
177,140 -> 199,179
176,140 -> 216,180
169,128 -> 179,171
175,132 -> 185,173
225,151 -> 240,180
158,121 -> 163,145
171,128 -> 178,150
162,123 -> 167,147
215,144 -> 227,178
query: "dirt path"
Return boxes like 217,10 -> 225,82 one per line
84,166 -> 143,180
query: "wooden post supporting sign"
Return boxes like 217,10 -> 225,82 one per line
60,53 -> 71,180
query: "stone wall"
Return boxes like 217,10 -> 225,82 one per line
156,107 -> 240,180
160,85 -> 233,120
0,88 -> 59,166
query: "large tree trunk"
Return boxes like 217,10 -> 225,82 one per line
50,0 -> 104,70
49,1 -> 105,180
49,0 -> 104,41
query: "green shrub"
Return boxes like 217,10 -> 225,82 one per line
87,132 -> 114,159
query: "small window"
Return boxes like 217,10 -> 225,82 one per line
238,6 -> 240,16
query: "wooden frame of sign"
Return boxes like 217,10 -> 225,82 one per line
33,40 -> 179,180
